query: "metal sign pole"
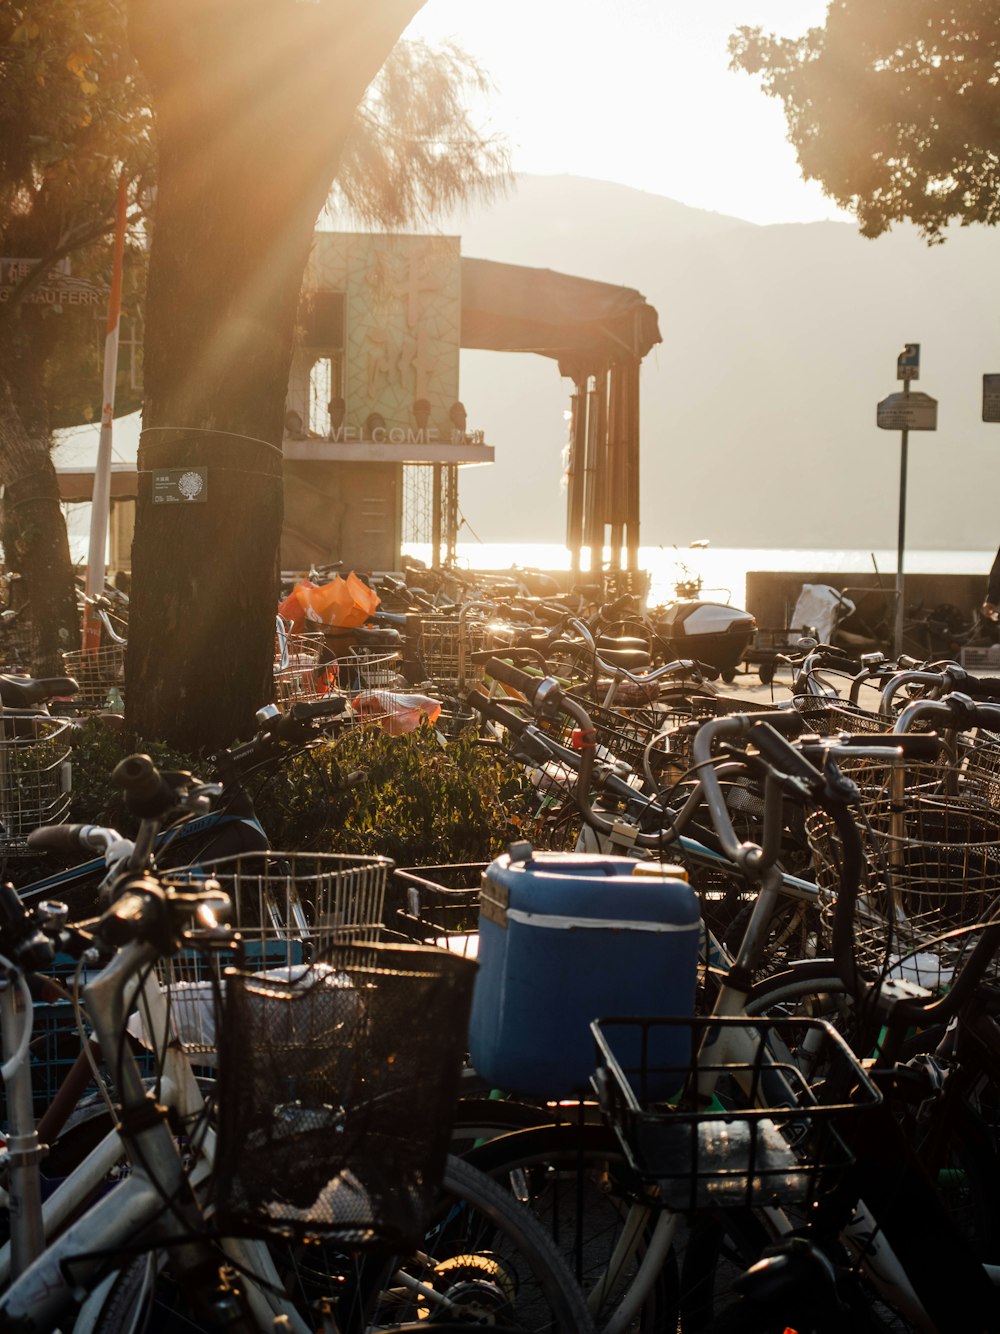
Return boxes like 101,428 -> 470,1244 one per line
894,377 -> 910,659
877,344 -> 933,661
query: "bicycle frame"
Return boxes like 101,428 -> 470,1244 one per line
0,935 -> 314,1332
542,700 -> 989,1329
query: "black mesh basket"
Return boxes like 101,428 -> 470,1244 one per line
592,1015 -> 881,1212
213,940 -> 477,1248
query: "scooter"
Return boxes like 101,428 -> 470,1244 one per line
652,601 -> 756,683
651,545 -> 756,683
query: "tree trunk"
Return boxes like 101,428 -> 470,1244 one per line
125,0 -> 422,752
0,374 -> 80,676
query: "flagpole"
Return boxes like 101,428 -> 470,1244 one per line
83,171 -> 128,651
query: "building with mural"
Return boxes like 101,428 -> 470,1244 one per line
56,231 -> 660,582
281,231 -> 492,571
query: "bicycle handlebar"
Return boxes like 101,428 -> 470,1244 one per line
484,658 -> 566,710
213,695 -> 348,779
465,688 -> 533,732
111,754 -> 181,819
750,721 -> 827,793
893,692 -> 1000,736
26,824 -> 115,856
798,733 -> 943,763
96,877 -> 231,953
955,674 -> 1000,700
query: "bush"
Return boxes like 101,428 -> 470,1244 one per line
67,718 -> 527,867
252,724 -> 525,864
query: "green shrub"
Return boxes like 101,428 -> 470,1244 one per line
66,718 -> 528,867
252,723 -> 525,864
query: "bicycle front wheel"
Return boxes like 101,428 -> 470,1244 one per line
292,1154 -> 598,1334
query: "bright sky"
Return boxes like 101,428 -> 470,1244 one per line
404,0 -> 852,226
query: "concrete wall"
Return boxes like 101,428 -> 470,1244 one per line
745,570 -> 985,632
282,460 -> 401,574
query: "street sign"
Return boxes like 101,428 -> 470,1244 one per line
897,343 -> 920,381
0,256 -> 105,306
876,391 -> 937,431
984,374 -> 1000,423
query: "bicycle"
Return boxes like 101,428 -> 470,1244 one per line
0,755 -> 597,1332
463,668 -> 1000,1330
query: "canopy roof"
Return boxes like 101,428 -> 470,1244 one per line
460,257 -> 661,379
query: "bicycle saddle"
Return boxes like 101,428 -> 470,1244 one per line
596,634 -> 650,654
595,646 -> 651,671
0,674 -> 79,708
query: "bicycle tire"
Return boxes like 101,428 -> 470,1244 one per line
743,964 -> 1000,1328
74,1254 -> 156,1334
335,1154 -> 598,1333
56,1152 -> 597,1333
461,1120 -> 681,1332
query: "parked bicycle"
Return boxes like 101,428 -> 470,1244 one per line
0,752 -> 596,1332
455,665 -> 1000,1331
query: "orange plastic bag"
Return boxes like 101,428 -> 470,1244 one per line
297,572 -> 380,629
277,581 -> 316,634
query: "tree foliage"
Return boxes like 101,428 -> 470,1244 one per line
0,0 -> 150,313
729,1 -> 1000,241
330,38 -> 510,228
0,2 -> 151,668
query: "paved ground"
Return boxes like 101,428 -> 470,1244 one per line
714,667 -> 797,709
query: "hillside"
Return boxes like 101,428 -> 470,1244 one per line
445,174 -> 1000,552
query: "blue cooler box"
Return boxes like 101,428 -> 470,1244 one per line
468,849 -> 700,1099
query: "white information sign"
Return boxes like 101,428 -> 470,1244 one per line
983,374 -> 1000,423
897,343 -> 920,381
876,391 -> 937,432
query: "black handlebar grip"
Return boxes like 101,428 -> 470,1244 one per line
465,689 -> 530,732
813,647 -> 862,671
26,824 -> 92,855
111,753 -> 176,819
692,660 -> 721,682
750,720 -> 825,791
894,734 -> 944,761
954,675 -> 1000,701
839,733 -> 943,761
111,753 -> 158,796
940,693 -> 1000,731
484,658 -> 547,704
751,710 -> 808,737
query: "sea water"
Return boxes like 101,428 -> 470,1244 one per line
63,492 -> 992,613
402,542 -> 995,613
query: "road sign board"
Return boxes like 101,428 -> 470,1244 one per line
0,256 -> 104,306
984,374 -> 1000,423
897,343 -> 920,381
876,391 -> 937,431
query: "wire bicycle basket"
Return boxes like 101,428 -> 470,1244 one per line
805,754 -> 1000,990
273,632 -> 336,707
792,692 -> 890,736
212,940 -> 477,1248
63,643 -> 126,713
126,853 -> 393,1067
592,1014 -> 880,1212
418,605 -> 494,691
0,715 -> 73,855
